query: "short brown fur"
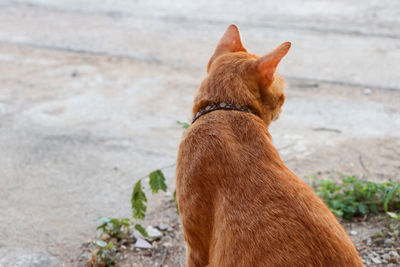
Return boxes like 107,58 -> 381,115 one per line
176,25 -> 363,267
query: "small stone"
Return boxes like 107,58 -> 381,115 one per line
349,230 -> 357,236
71,70 -> 78,77
163,242 -> 173,248
133,230 -> 145,240
384,238 -> 394,246
158,223 -> 172,232
372,257 -> 382,264
146,225 -> 163,240
363,88 -> 372,95
389,251 -> 399,258
382,254 -> 391,261
134,238 -> 152,249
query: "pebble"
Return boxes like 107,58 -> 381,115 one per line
363,88 -> 372,95
163,242 -> 173,248
146,225 -> 163,240
349,230 -> 357,236
371,257 -> 382,264
133,230 -> 144,240
384,238 -> 394,246
134,238 -> 152,249
389,251 -> 399,258
382,254 -> 391,261
158,223 -> 173,232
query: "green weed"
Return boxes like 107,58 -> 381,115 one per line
176,120 -> 190,129
90,169 -> 170,266
313,175 -> 400,220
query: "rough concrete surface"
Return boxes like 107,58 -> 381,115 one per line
0,0 -> 399,266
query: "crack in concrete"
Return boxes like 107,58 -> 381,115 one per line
285,75 -> 400,92
0,40 -> 161,64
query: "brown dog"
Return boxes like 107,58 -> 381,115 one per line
176,25 -> 363,267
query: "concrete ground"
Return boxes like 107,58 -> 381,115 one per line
0,0 -> 399,266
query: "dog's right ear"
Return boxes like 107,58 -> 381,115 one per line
207,24 -> 247,73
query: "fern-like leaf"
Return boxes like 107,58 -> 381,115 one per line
131,179 -> 147,219
149,170 -> 167,193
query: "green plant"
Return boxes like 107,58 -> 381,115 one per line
177,120 -> 190,129
96,217 -> 131,240
96,217 -> 148,240
90,168 -> 171,266
91,240 -> 116,266
313,175 -> 400,220
386,211 -> 400,242
131,169 -> 168,220
89,121 -> 188,266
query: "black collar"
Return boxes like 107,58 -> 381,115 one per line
192,102 -> 258,124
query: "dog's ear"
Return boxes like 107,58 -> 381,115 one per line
255,42 -> 291,81
207,24 -> 246,72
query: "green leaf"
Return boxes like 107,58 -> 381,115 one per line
149,170 -> 167,193
332,209 -> 344,217
177,120 -> 190,129
313,175 -> 400,220
97,216 -> 112,224
358,203 -> 369,214
120,218 -> 131,227
95,240 -> 107,248
384,185 -> 399,212
106,242 -> 116,251
135,224 -> 149,237
386,212 -> 399,220
369,204 -> 379,213
173,189 -> 177,203
131,179 -> 147,220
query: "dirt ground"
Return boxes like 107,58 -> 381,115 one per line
75,198 -> 400,267
0,0 -> 399,266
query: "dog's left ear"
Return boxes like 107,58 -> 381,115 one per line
255,42 -> 291,81
207,24 -> 247,72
